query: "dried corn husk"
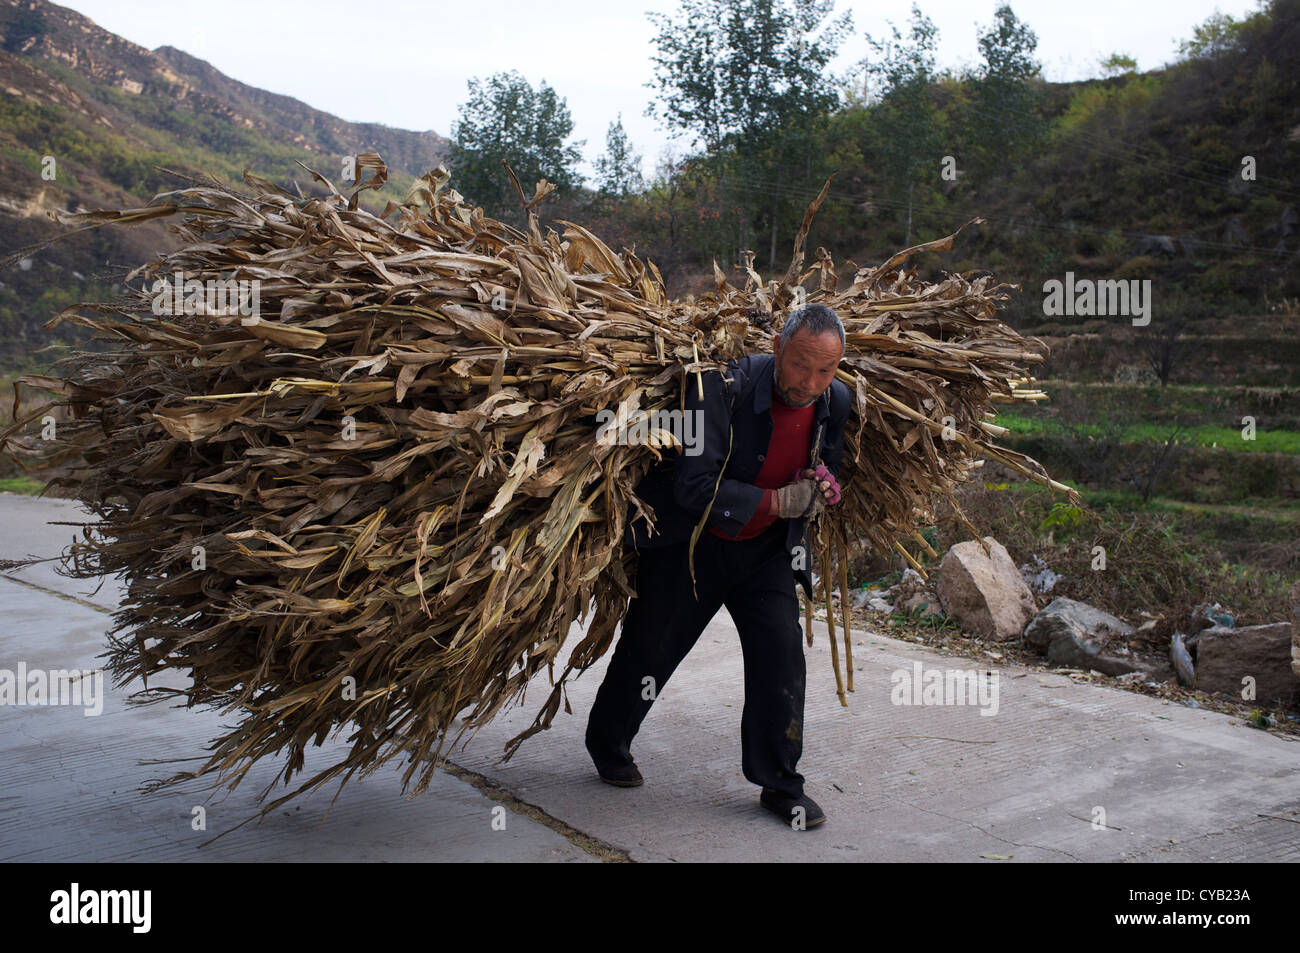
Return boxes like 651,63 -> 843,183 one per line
0,157 -> 1076,816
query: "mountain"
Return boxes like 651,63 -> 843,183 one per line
0,0 -> 448,369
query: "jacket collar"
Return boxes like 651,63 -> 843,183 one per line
750,353 -> 831,421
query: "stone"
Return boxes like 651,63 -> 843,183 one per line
888,568 -> 942,616
1023,597 -> 1146,675
899,588 -> 941,615
935,537 -> 1036,641
1223,217 -> 1250,245
1134,234 -> 1176,258
1195,623 -> 1299,706
1170,633 -> 1195,686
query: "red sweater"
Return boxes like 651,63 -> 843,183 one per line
709,389 -> 814,540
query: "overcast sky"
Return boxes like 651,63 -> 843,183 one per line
61,0 -> 1265,179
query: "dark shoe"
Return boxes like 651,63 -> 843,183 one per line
760,787 -> 825,829
586,734 -> 643,786
596,762 -> 644,787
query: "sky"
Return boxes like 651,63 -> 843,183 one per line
58,0 -> 1267,180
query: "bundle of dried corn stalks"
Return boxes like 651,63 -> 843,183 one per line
1,156 -> 1076,814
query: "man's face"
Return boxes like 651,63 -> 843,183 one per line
771,327 -> 843,407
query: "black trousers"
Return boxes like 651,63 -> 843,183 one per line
585,521 -> 807,798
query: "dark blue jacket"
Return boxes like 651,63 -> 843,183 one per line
624,352 -> 852,600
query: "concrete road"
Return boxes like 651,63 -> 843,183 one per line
2,493 -> 1297,862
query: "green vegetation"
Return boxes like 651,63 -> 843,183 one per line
594,116 -> 643,199
643,0 -> 851,270
0,476 -> 43,495
996,409 -> 1300,455
932,479 -> 1296,633
1,0 -> 1295,649
447,71 -> 584,223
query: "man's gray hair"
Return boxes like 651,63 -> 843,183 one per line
780,303 -> 845,349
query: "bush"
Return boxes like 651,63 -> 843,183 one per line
935,481 -> 1295,637
1116,255 -> 1159,281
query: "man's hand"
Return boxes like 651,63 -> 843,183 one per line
774,479 -> 822,519
797,464 -> 841,505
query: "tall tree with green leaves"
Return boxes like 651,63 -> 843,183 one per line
861,3 -> 940,245
595,115 -> 643,197
448,71 -> 584,220
645,0 -> 852,268
969,5 -> 1043,174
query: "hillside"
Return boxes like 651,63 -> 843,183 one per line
0,0 -> 448,369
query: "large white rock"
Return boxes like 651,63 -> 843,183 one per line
935,536 -> 1037,641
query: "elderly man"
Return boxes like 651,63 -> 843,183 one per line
585,303 -> 851,829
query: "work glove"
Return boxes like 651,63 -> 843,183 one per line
808,464 -> 841,505
775,479 -> 824,519
790,465 -> 842,506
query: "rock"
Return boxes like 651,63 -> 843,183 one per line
1134,234 -> 1176,257
1023,597 -> 1146,675
1179,234 -> 1202,257
899,589 -> 941,614
887,568 -> 942,616
1195,623 -> 1299,705
935,537 -> 1036,641
1170,633 -> 1195,686
1223,217 -> 1250,246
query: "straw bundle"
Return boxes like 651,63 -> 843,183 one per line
1,156 -> 1076,813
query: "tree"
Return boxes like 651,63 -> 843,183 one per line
447,71 -> 584,220
969,5 -> 1043,173
1177,9 -> 1249,60
861,4 -> 940,246
977,4 -> 1040,83
3,8 -> 50,54
1137,313 -> 1194,386
645,0 -> 852,268
595,115 -> 643,198
1121,423 -> 1188,503
1099,52 -> 1137,78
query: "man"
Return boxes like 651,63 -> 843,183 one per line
585,303 -> 851,829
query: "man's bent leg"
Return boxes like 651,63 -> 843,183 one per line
585,538 -> 726,772
724,535 -> 807,799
